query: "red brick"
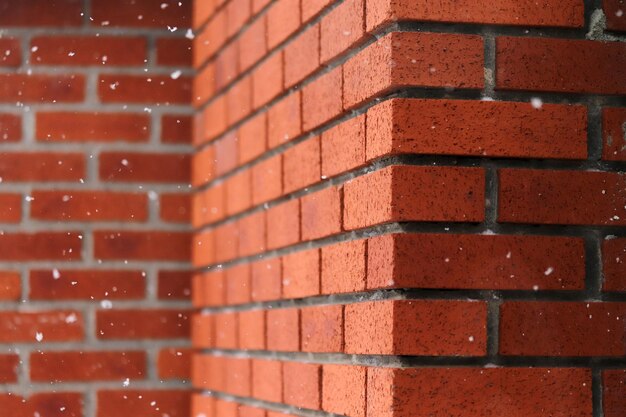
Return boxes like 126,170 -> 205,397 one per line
0,271 -> 20,301
227,75 -> 252,124
31,190 -> 147,221
97,309 -> 189,340
192,270 -> 225,307
191,394 -> 214,417
604,370 -> 626,417
496,37 -> 626,95
282,249 -> 320,299
99,152 -> 190,183
239,406 -> 266,417
603,237 -> 626,292
0,0 -> 82,26
94,231 -> 190,261
215,131 -> 239,176
0,152 -> 84,182
252,52 -> 283,108
30,269 -> 145,300
226,264 -> 251,305
0,354 -> 18,383
215,312 -> 238,349
0,38 -> 21,67
193,183 -> 225,226
321,0 -> 364,62
30,351 -> 145,381
603,107 -> 626,161
368,98 -> 587,160
0,310 -> 83,342
253,0 -> 270,13
604,0 -> 626,32
266,0 -> 300,48
216,399 -> 238,417
239,112 -> 267,164
321,239 -> 366,294
302,0 -> 332,21
99,75 -> 192,104
499,169 -> 626,226
321,114 -> 365,178
37,112 -> 150,142
238,211 -> 266,257
91,0 -> 191,28
193,8 -> 226,66
226,0 -> 251,36
226,170 -> 252,215
97,390 -> 190,417
158,347 -> 191,379
31,36 -> 146,65
158,270 -> 192,299
302,66 -> 342,131
0,74 -> 84,102
301,305 -> 343,352
0,113 -> 21,142
192,229 -> 216,266
0,393 -> 83,417
239,309 -> 265,350
344,32 -> 483,107
162,114 -> 191,144
194,63 -> 215,106
224,357 -> 251,397
214,222 -> 239,262
368,233 -> 586,291
192,354 -> 224,390
0,232 -> 82,261
239,17 -> 267,72
193,0 -> 216,28
344,165 -> 485,229
284,137 -> 320,193
252,155 -> 282,205
301,186 -> 342,240
367,0 -> 584,31
267,199 -> 300,249
500,301 -> 626,356
267,308 -> 299,351
160,193 -> 190,223
198,96 -> 228,141
283,362 -> 321,409
368,368 -> 591,417
191,313 -> 214,348
192,145 -> 215,186
157,37 -> 192,66
268,91 -> 301,148
345,300 -> 486,355
0,193 -> 21,223
284,24 -> 320,87
252,359 -> 282,402
214,41 -> 238,90
322,364 -> 366,417
251,258 -> 282,301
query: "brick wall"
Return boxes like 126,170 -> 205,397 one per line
0,1 -> 193,416
190,1 -> 626,417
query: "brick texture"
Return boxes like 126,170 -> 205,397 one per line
3,1 -> 623,416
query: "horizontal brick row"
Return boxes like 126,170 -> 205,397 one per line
0,269 -> 190,301
0,309 -> 189,342
193,232 -> 594,307
191,361 -> 596,417
192,300 -> 626,357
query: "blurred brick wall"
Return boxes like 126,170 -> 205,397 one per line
190,1 -> 626,417
0,1 -> 193,416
